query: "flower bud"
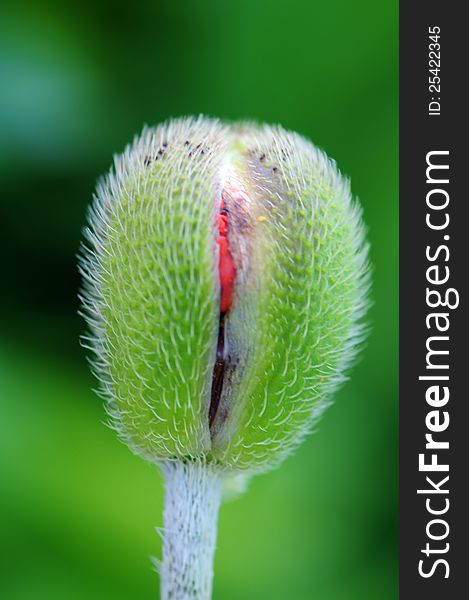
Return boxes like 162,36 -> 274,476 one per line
79,116 -> 370,473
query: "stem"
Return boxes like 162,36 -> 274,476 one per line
160,460 -> 224,600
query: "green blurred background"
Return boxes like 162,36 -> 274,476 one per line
0,1 -> 397,598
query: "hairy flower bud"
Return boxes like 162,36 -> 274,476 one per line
79,116 -> 370,474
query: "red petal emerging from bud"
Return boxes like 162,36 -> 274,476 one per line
218,200 -> 236,313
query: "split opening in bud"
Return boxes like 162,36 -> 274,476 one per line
209,195 -> 237,431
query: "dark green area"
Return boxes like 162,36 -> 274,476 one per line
0,0 -> 398,598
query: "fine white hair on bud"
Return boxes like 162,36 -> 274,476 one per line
79,115 -> 370,474
79,116 -> 371,599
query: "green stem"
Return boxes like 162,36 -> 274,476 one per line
160,461 -> 223,600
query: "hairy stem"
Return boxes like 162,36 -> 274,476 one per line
160,461 -> 224,600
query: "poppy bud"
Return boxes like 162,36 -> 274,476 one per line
80,115 -> 369,470
79,116 -> 370,598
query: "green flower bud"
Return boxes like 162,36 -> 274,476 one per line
79,116 -> 370,474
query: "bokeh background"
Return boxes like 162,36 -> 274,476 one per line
0,1 -> 398,598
